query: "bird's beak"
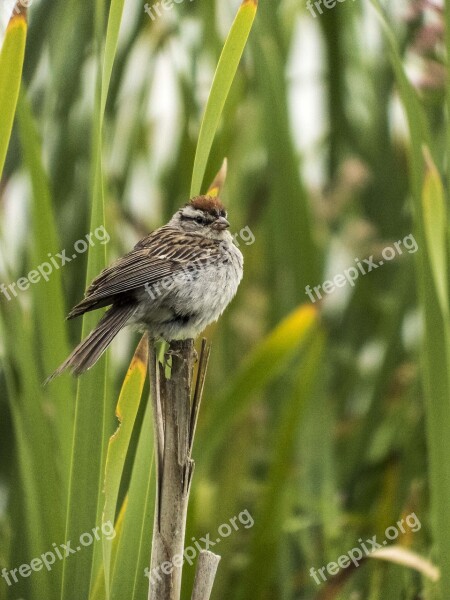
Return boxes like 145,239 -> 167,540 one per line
213,216 -> 230,230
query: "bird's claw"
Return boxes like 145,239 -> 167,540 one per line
165,343 -> 198,364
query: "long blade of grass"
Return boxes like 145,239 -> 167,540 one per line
102,335 -> 148,598
101,0 -> 126,115
61,0 -> 126,595
421,148 -> 448,318
15,89 -> 74,481
370,3 -> 450,596
59,148 -> 109,600
89,0 -> 129,586
190,0 -> 258,196
90,496 -> 128,600
110,404 -> 155,600
445,0 -> 450,188
418,168 -> 450,599
0,299 -> 65,599
0,5 -> 27,177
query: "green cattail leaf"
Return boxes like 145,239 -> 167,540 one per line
102,335 -> 148,598
0,7 -> 27,177
190,0 -> 257,196
422,148 -> 448,317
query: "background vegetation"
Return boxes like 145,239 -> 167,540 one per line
0,0 -> 449,598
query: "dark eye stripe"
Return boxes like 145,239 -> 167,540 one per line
181,213 -> 215,225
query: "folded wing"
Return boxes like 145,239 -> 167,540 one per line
68,227 -> 221,318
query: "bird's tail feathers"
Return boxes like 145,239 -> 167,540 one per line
45,304 -> 137,384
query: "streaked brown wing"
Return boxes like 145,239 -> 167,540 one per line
68,227 -> 220,318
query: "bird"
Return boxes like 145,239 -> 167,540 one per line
47,195 -> 243,381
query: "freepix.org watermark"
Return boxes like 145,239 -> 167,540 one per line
309,512 -> 421,585
144,508 -> 254,584
306,0 -> 356,18
1,521 -> 116,587
144,225 -> 255,301
144,0 -> 195,21
0,226 -> 110,302
305,234 -> 418,303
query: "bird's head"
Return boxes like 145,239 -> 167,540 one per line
171,195 -> 231,239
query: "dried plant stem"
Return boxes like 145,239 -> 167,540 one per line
191,550 -> 221,600
147,338 -> 213,600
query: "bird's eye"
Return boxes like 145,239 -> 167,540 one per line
195,217 -> 204,224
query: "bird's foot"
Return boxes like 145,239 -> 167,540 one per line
165,340 -> 197,363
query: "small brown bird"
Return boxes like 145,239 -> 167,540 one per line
48,195 -> 243,381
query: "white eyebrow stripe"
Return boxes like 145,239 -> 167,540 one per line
181,206 -> 216,220
181,206 -> 204,218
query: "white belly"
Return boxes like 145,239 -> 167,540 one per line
133,243 -> 243,340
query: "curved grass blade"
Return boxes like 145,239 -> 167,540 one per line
421,148 -> 448,318
102,335 -> 148,598
110,404 -> 155,600
90,497 -> 128,600
0,5 -> 27,177
60,0 -> 126,597
190,0 -> 258,197
418,164 -> 450,599
370,546 -> 440,582
101,0 -> 126,115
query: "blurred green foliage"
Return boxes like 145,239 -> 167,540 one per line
1,0 -> 450,599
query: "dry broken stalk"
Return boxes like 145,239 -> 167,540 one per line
191,550 -> 221,600
147,337 -> 213,600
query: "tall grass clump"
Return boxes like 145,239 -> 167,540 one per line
1,0 -> 450,599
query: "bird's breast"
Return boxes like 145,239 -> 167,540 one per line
133,241 -> 243,338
